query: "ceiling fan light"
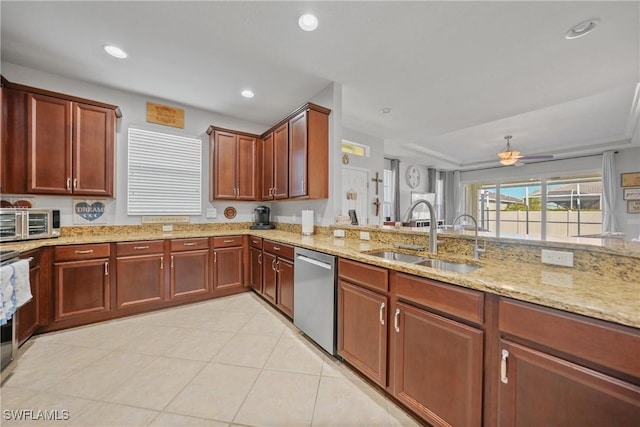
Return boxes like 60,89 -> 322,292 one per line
500,158 -> 519,166
497,150 -> 520,160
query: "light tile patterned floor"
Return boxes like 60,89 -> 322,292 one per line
1,293 -> 422,426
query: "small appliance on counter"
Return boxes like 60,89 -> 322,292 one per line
0,209 -> 60,242
250,206 -> 275,230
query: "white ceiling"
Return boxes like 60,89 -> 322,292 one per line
2,1 -> 639,170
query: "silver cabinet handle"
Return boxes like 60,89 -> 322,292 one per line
223,239 -> 234,243
73,178 -> 78,190
379,302 -> 385,325
104,261 -> 109,276
214,252 -> 217,263
171,255 -> 174,269
258,253 -> 262,264
75,249 -> 94,254
183,242 -> 196,246
134,246 -> 150,250
394,308 -> 400,333
501,349 -> 509,384
273,246 -> 280,251
276,260 -> 280,273
271,259 -> 276,271
66,178 -> 71,191
160,257 -> 164,270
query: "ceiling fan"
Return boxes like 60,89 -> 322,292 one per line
497,135 -> 554,166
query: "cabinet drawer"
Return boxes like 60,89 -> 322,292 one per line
338,258 -> 388,293
170,238 -> 209,252
212,235 -> 243,248
395,272 -> 484,325
116,240 -> 164,256
263,240 -> 294,259
499,298 -> 640,378
55,243 -> 110,261
249,236 -> 263,249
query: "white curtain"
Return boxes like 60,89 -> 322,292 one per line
601,151 -> 620,233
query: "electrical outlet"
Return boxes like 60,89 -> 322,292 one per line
360,231 -> 370,240
206,208 -> 217,219
541,249 -> 574,267
333,229 -> 345,238
162,224 -> 173,232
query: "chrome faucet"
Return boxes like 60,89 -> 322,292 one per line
453,214 -> 485,260
402,199 -> 438,254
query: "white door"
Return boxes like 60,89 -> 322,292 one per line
341,167 -> 369,225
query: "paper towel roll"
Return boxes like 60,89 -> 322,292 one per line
301,210 -> 314,235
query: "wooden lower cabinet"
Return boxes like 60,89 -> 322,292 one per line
276,257 -> 294,318
16,248 -> 49,344
54,258 -> 110,320
338,279 -> 388,387
115,241 -> 165,311
392,301 -> 483,427
170,250 -> 209,299
498,340 -> 640,427
249,247 -> 263,293
262,251 -> 277,304
212,246 -> 243,293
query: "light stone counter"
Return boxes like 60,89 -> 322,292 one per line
2,226 -> 638,329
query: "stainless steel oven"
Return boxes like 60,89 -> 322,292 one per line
1,250 -> 21,384
0,209 -> 60,242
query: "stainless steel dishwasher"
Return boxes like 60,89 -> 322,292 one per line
293,247 -> 337,355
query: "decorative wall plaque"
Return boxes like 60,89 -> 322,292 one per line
146,102 -> 185,128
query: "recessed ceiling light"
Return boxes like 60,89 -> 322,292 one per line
565,18 -> 600,39
380,108 -> 392,114
298,14 -> 318,31
241,89 -> 255,98
104,45 -> 128,59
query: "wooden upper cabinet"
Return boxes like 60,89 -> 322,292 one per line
288,105 -> 329,199
72,103 -> 115,196
28,93 -> 73,194
261,132 -> 274,200
273,122 -> 289,199
210,128 -> 258,201
1,87 -> 28,194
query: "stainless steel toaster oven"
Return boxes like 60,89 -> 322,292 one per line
0,209 -> 60,242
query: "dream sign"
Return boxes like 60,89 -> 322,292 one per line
74,201 -> 105,222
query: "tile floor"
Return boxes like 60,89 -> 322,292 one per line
1,293 -> 422,426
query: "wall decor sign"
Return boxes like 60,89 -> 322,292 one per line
621,172 -> 640,187
73,199 -> 107,224
623,187 -> 640,201
628,200 -> 640,214
146,102 -> 185,128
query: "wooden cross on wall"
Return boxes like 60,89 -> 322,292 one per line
371,172 -> 383,195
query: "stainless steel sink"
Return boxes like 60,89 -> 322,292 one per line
366,251 -> 425,264
415,258 -> 479,273
366,250 -> 479,273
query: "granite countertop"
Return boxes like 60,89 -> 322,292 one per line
3,229 -> 638,329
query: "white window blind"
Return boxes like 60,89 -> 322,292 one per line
128,127 -> 202,215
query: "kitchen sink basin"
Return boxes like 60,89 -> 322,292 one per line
415,258 -> 479,273
366,250 -> 479,273
366,251 -> 425,263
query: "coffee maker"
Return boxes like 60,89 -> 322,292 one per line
250,206 -> 275,230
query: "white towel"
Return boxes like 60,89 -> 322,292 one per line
0,259 -> 32,325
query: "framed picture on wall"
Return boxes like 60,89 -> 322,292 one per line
627,200 -> 640,214
621,172 -> 640,187
623,187 -> 640,201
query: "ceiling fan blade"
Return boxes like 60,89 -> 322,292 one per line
518,154 -> 554,161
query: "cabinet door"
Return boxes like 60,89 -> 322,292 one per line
498,340 -> 640,427
276,257 -> 294,318
249,247 -> 263,293
116,254 -> 164,310
17,259 -> 40,344
288,111 -> 307,198
1,87 -> 28,194
170,250 -> 209,299
213,246 -> 243,293
27,93 -> 72,194
273,123 -> 288,199
393,301 -> 483,427
211,130 -> 237,199
338,279 -> 388,387
72,103 -> 114,196
236,135 -> 257,200
54,258 -> 110,320
261,133 -> 274,200
262,251 -> 277,304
